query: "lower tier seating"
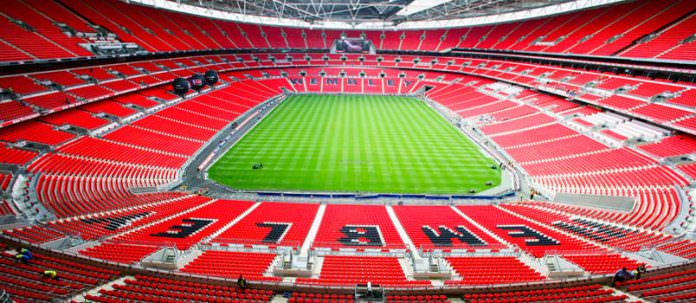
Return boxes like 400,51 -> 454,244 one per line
638,135 -> 696,158
179,250 -> 280,281
39,109 -> 111,130
0,173 -> 12,193
296,256 -> 430,287
57,137 -> 188,169
463,284 -> 631,303
0,121 -> 75,146
0,199 -> 14,216
562,254 -> 644,274
445,256 -> 545,285
0,249 -> 119,302
619,268 -> 696,303
80,242 -> 160,265
84,275 -> 273,303
2,225 -> 65,244
658,240 -> 696,259
289,292 -> 356,303
0,144 -> 37,165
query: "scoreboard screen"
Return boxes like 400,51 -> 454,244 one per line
336,38 -> 370,53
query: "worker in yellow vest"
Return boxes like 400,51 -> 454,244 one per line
42,270 -> 59,280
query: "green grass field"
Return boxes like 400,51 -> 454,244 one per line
208,95 -> 500,194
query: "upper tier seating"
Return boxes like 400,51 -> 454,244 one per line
0,0 -> 694,63
2,0 -> 92,57
1,52 -> 693,134
621,11 -> 696,60
0,11 -> 80,61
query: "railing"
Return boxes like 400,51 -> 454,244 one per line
4,233 -> 694,294
544,249 -> 617,256
253,191 -> 515,202
100,239 -> 177,250
310,242 -> 410,257
0,290 -> 10,303
203,238 -> 302,253
417,243 -> 512,255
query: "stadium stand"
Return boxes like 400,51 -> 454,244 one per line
464,284 -> 631,303
392,205 -> 501,251
81,273 -> 273,302
445,256 -> 545,285
212,202 -> 319,248
295,256 -> 430,287
313,204 -> 406,250
0,0 -> 695,302
618,267 -> 696,302
180,250 -> 280,281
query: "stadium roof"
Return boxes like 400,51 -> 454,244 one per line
126,0 -> 628,29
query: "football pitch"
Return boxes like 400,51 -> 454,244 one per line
208,94 -> 501,194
